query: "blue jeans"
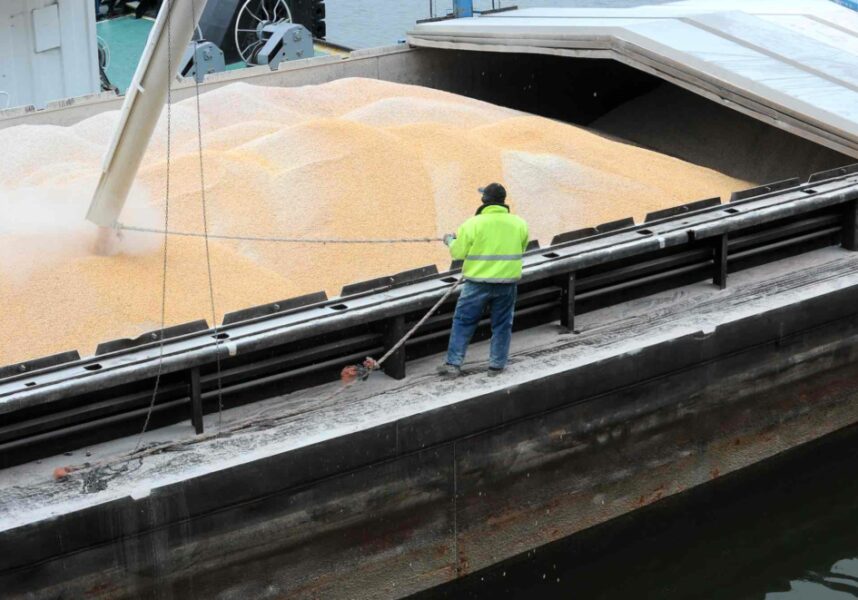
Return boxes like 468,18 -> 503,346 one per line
446,281 -> 517,370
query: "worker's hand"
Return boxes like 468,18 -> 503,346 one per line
443,233 -> 456,247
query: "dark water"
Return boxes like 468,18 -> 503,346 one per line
324,0 -> 673,49
415,424 -> 858,600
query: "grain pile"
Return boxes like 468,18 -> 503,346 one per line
0,78 -> 747,365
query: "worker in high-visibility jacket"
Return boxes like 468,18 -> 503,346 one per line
439,183 -> 529,377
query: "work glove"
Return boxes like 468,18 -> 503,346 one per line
443,233 -> 456,247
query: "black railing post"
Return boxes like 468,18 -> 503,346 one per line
383,315 -> 407,380
560,272 -> 576,331
713,234 -> 728,289
189,367 -> 203,434
843,200 -> 858,251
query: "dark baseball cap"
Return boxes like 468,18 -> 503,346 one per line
479,182 -> 507,204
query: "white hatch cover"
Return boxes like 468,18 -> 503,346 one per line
407,0 -> 858,158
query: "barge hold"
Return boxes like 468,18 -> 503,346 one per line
3,167 -> 858,597
4,1 -> 858,598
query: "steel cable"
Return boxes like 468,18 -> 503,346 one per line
125,1 -> 446,452
189,0 -> 225,431
116,224 -> 444,244
134,0 -> 173,453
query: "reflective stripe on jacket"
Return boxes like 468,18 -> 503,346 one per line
449,205 -> 529,283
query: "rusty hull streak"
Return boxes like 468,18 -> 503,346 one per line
8,349 -> 858,599
9,346 -> 858,599
453,354 -> 858,577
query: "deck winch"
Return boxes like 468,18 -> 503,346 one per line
233,0 -> 313,68
179,39 -> 226,83
245,21 -> 313,68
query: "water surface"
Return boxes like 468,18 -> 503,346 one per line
416,424 -> 858,599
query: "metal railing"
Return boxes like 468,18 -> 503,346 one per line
1,164 -> 857,468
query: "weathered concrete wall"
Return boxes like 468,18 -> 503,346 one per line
4,279 -> 858,599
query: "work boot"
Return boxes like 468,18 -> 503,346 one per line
487,367 -> 504,377
437,363 -> 462,378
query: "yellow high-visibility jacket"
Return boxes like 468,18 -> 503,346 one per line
449,205 -> 529,283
